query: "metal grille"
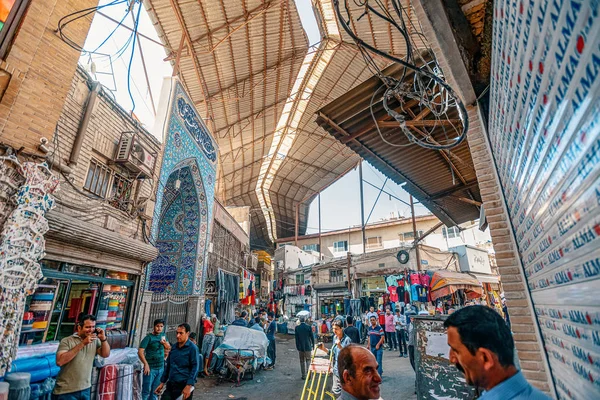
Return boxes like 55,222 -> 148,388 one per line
147,293 -> 189,343
84,159 -> 111,198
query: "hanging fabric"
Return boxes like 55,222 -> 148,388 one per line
0,160 -> 59,375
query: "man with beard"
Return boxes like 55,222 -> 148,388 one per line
337,345 -> 382,400
444,306 -> 550,399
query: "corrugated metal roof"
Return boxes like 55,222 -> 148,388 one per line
145,0 -> 435,248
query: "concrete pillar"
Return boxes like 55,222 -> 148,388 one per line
187,295 -> 205,334
133,291 -> 154,348
464,106 -> 552,392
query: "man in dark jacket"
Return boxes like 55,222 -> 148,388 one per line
344,316 -> 360,344
295,315 -> 314,380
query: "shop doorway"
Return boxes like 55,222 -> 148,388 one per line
147,293 -> 189,342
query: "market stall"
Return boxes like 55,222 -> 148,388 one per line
429,270 -> 483,302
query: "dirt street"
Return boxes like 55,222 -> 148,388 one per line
194,333 -> 417,400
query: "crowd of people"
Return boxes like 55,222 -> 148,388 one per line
50,305 -> 550,400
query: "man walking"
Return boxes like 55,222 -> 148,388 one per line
139,319 -> 171,400
265,312 -> 277,370
337,345 -> 382,400
318,320 -> 351,396
295,315 -> 314,380
366,315 -> 384,376
384,308 -> 397,351
344,316 -> 360,344
394,308 -> 408,357
365,306 -> 377,322
445,306 -> 550,399
53,313 -> 110,400
156,323 -> 199,400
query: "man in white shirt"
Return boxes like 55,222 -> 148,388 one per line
365,306 -> 378,322
393,309 -> 408,357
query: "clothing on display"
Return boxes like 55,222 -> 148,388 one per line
388,286 -> 398,302
0,160 -> 59,376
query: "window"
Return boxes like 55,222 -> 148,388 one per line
333,240 -> 348,253
0,0 -> 31,60
330,269 -> 343,283
302,244 -> 319,252
443,226 -> 460,239
401,231 -> 424,242
296,273 -> 305,285
84,159 -> 112,198
84,159 -> 132,209
365,236 -> 382,250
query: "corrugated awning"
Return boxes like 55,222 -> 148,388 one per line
46,210 -> 158,262
468,272 -> 499,284
316,63 -> 482,227
429,270 -> 483,300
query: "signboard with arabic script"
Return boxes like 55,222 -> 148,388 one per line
489,0 -> 600,397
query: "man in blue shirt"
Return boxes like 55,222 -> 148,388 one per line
231,311 -> 249,326
265,311 -> 277,370
156,323 -> 199,400
444,306 -> 550,400
366,315 -> 384,376
303,299 -> 311,312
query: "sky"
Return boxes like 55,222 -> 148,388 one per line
80,1 -> 435,238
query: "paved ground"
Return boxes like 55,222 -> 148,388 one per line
194,333 -> 417,400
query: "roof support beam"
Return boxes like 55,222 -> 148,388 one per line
316,112 -> 459,227
378,119 -> 462,128
192,1 -> 280,44
411,0 -> 477,105
197,51 -> 305,104
428,181 -> 479,200
195,0 -> 284,54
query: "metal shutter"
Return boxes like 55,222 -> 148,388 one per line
489,1 -> 600,398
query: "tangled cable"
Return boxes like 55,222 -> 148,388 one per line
56,0 -> 143,112
333,0 -> 468,150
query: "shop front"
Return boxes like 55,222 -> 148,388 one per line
314,282 -> 350,320
20,209 -> 159,348
20,260 -> 138,347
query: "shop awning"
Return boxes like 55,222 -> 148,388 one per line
313,282 -> 348,291
430,270 -> 483,301
46,210 -> 158,262
468,273 -> 499,284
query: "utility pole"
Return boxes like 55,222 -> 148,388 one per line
294,204 -> 299,247
318,192 -> 322,260
359,161 -> 366,254
410,194 -> 422,270
347,252 -> 353,299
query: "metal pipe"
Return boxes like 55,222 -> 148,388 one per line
359,160 -> 366,254
294,203 -> 299,247
318,193 -> 322,260
69,82 -> 100,166
410,195 -> 422,270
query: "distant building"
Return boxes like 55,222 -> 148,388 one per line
275,214 -> 492,258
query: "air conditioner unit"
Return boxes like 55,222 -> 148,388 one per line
114,132 -> 156,178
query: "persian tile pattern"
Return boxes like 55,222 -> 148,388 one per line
149,80 -> 217,295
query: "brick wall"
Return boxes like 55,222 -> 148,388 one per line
0,0 -> 97,152
465,105 -> 552,392
50,67 -> 163,244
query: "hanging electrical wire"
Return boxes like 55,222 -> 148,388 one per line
56,0 -> 143,112
333,0 -> 469,150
